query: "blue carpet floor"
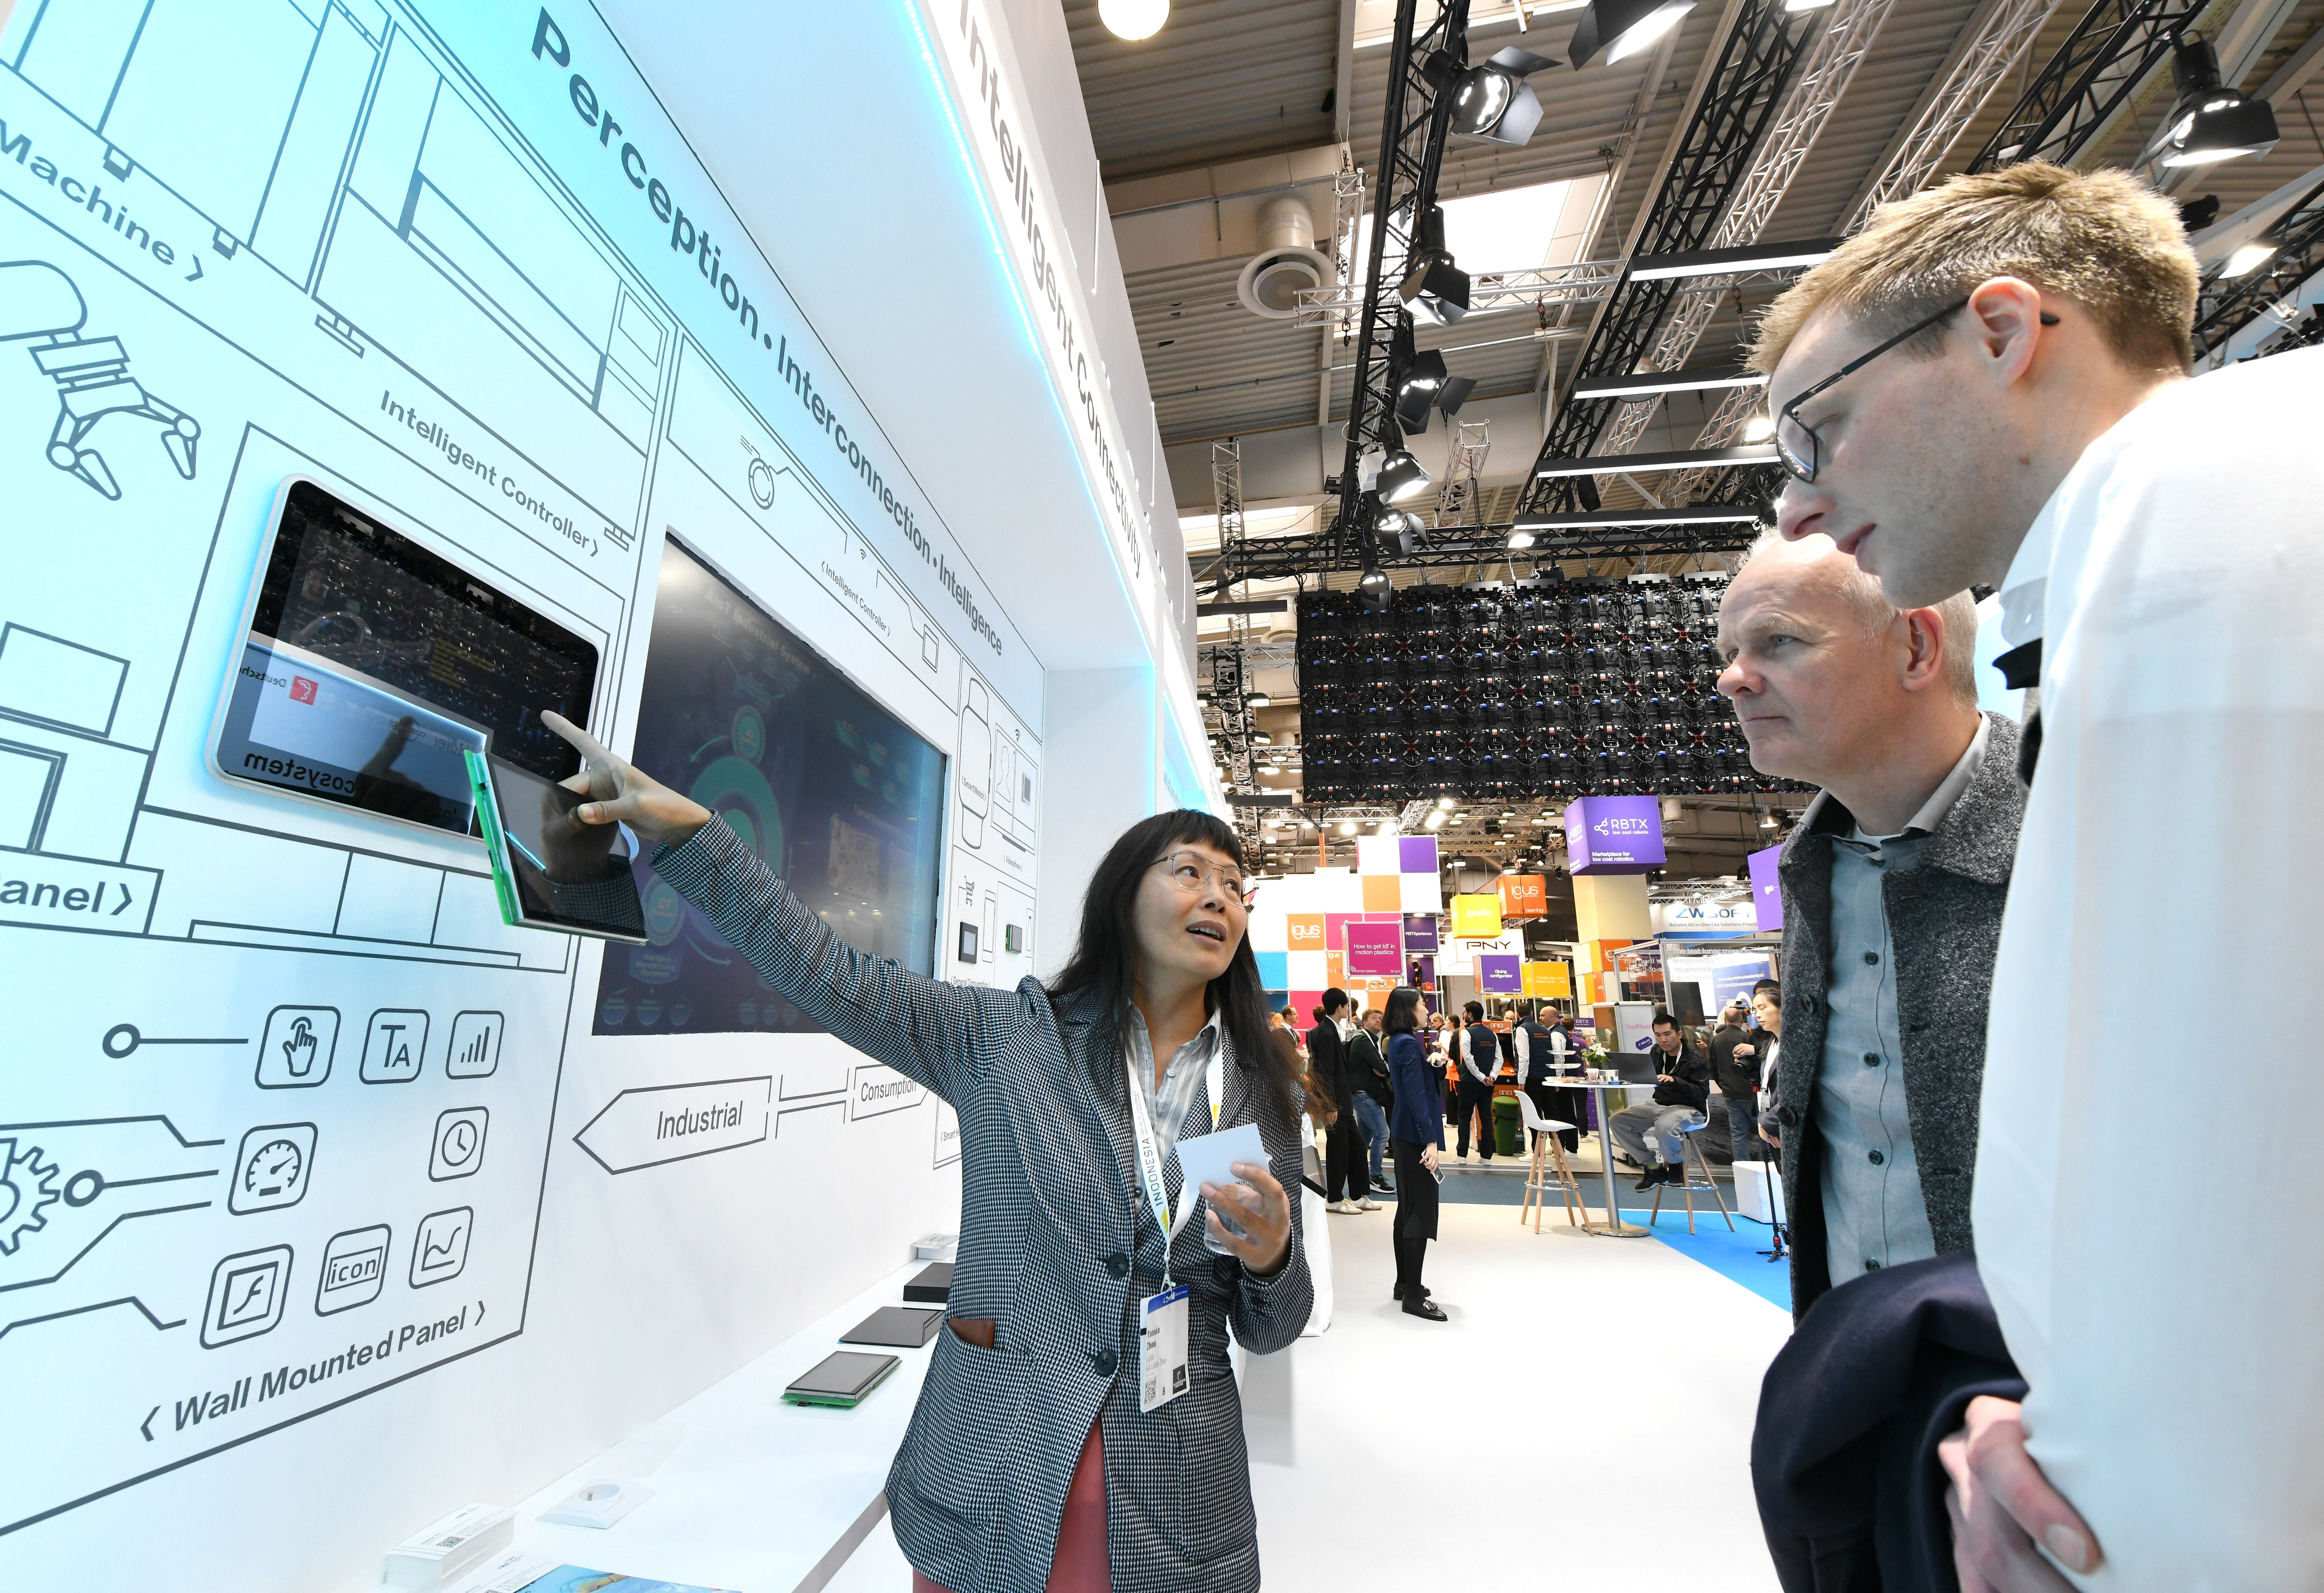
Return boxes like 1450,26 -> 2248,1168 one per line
1432,1170 -> 1792,1311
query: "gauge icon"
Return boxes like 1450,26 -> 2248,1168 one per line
228,1123 -> 317,1214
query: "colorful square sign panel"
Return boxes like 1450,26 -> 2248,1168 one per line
1345,920 -> 1403,976
1477,954 -> 1522,994
1564,795 -> 1666,874
1747,844 -> 1784,931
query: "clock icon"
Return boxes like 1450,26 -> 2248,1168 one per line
429,1108 -> 489,1181
245,1138 -> 303,1197
229,1123 -> 316,1214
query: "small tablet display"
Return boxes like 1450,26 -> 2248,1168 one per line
212,477 -> 597,833
782,1351 -> 900,1407
840,1307 -> 943,1349
467,751 -> 647,942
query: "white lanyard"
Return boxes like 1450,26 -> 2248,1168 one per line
1124,1052 -> 1201,1287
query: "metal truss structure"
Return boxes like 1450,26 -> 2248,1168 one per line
1853,0 -> 2070,217
1207,436 -> 1262,805
1515,0 -> 1809,519
1961,0 -> 2206,173
2191,174 -> 2324,365
1595,0 -> 1902,467
1331,0 -> 1464,568
1432,420 -> 1492,530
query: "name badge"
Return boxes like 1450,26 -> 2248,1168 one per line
1138,1284 -> 1190,1413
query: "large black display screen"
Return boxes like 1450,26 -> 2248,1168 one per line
593,540 -> 946,1035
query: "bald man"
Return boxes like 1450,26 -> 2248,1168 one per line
1716,532 -> 2025,1319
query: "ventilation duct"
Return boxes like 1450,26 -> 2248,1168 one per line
1236,194 -> 1333,319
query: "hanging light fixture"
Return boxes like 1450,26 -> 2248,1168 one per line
1375,419 -> 1432,504
1097,0 -> 1170,42
1398,206 -> 1471,320
1569,0 -> 1696,68
1442,47 -> 1558,147
2220,240 -> 2280,277
1357,564 -> 1397,613
2154,33 -> 2279,167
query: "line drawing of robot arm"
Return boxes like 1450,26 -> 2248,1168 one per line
0,260 -> 199,500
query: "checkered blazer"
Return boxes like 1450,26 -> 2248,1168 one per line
657,823 -> 1313,1593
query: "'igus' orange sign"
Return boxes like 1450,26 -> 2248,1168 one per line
1286,914 -> 1325,949
1498,874 -> 1548,919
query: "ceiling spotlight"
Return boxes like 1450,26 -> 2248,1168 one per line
1376,426 -> 1432,504
1301,819 -> 1316,830
1759,811 -> 1778,829
1507,529 -> 1536,549
1437,796 -> 1457,808
1247,692 -> 1272,708
2221,240 -> 2279,278
1356,564 -> 1396,612
1097,0 -> 1170,42
1742,412 -> 1776,443
1398,205 -> 1471,319
1374,505 -> 1422,557
1446,46 -> 1558,147
1425,812 -> 1445,829
1394,349 -> 1450,431
1253,732 -> 1272,744
2156,33 -> 2279,167
1339,820 -> 1357,835
1570,0 -> 1695,68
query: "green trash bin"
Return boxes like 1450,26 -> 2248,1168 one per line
1493,1094 -> 1524,1158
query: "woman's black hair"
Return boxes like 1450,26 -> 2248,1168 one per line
1383,986 -> 1422,1034
1045,809 -> 1297,1120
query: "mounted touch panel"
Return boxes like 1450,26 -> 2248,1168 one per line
210,478 -> 598,834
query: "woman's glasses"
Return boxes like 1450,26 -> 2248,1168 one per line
1151,850 -> 1257,908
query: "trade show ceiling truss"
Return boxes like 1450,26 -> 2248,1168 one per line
1207,435 -> 1266,804
1959,0 -> 2208,173
1513,0 -> 1809,522
1330,0 -> 1463,571
2190,173 -> 2324,365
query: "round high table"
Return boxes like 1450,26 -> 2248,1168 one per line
1549,1073 -> 1657,1238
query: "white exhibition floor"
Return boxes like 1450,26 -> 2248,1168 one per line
827,1195 -> 1795,1592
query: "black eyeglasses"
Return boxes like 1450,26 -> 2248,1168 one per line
1773,299 -> 2060,484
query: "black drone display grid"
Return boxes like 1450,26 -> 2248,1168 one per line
1296,573 -> 1810,803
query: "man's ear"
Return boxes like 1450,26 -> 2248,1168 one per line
1963,277 -> 2047,387
1899,606 -> 1949,693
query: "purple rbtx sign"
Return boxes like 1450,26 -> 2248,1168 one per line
1747,844 -> 1784,932
1563,795 -> 1667,874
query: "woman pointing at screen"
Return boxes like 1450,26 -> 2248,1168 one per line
543,712 -> 1310,1593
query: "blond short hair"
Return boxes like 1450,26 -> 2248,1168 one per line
1741,532 -> 1981,709
1749,163 -> 2198,379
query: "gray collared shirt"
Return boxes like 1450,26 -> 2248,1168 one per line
1122,1005 -> 1222,1179
1816,719 -> 1989,1280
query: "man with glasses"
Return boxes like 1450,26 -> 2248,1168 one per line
1748,162 -> 2324,1588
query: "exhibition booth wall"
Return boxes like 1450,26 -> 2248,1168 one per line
0,2 -> 1196,1587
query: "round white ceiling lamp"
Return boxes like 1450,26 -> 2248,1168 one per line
1099,0 -> 1170,42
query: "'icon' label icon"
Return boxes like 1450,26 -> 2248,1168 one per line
410,1207 -> 472,1288
445,1010 -> 503,1079
315,1225 -> 390,1315
428,1108 -> 488,1181
360,1009 -> 430,1083
201,1245 -> 292,1347
228,1122 -> 316,1215
255,1005 -> 340,1089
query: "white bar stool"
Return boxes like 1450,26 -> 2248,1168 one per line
1648,1117 -> 1735,1235
1515,1091 -> 1592,1235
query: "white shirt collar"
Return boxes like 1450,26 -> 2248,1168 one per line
1997,497 -> 2058,650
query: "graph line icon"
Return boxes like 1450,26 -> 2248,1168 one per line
410,1207 -> 472,1288
201,1245 -> 292,1348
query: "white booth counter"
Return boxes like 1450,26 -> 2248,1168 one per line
361,1263 -> 939,1593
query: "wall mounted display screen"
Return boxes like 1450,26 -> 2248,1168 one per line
595,541 -> 945,1035
211,478 -> 599,833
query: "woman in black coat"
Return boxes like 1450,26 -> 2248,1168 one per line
1382,987 -> 1446,1320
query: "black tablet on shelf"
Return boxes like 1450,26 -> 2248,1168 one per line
782,1351 -> 900,1408
211,476 -> 597,835
840,1306 -> 943,1349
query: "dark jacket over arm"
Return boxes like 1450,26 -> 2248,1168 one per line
1772,712 -> 2026,1321
1307,1018 -> 1352,1109
1652,1040 -> 1711,1110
